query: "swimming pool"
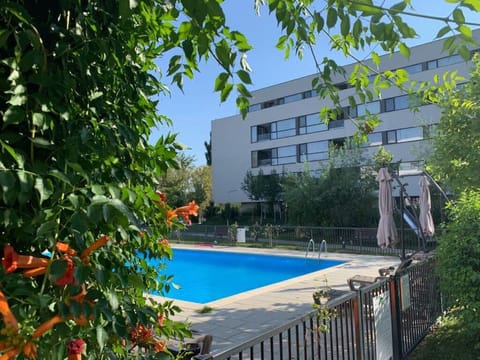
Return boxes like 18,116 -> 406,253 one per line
149,248 -> 345,303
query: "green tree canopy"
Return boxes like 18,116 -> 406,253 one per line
429,53 -> 480,194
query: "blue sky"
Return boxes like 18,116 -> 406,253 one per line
151,1 -> 474,166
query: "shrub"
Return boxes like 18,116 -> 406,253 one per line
437,191 -> 480,342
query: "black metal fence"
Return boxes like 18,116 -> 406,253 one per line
178,225 -> 433,256
208,259 -> 440,360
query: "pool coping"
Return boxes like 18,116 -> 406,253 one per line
145,244 -> 400,354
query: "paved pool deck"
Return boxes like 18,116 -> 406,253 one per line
146,245 -> 400,356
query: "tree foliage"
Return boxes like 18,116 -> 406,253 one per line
429,54 -> 480,195
1,0 -> 480,358
156,154 -> 211,217
283,142 -> 377,226
241,169 -> 282,203
436,191 -> 480,343
0,1 -> 199,358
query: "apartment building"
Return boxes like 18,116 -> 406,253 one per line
211,32 -> 479,205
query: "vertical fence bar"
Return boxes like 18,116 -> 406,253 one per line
353,295 -> 363,360
390,276 -> 401,360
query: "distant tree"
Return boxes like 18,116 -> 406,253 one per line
241,169 -> 282,203
157,153 -> 195,208
282,168 -> 322,226
157,154 -> 211,217
204,138 -> 212,166
283,141 -> 377,226
191,165 -> 212,217
373,146 -> 394,171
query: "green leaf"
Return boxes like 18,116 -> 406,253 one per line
220,82 -> 233,102
49,169 -> 71,186
71,212 -> 89,234
389,1 -> 407,13
351,0 -> 382,15
457,24 -> 472,39
464,0 -> 480,11
442,36 -> 456,53
371,52 -> 380,66
399,43 -> 410,58
107,291 -> 120,310
0,140 -> 24,167
96,326 -> 108,350
452,8 -> 465,24
458,44 -> 471,60
37,220 -> 56,237
34,177 -> 53,204
49,259 -> 68,282
236,70 -> 252,84
326,8 -> 337,28
3,106 -> 25,126
340,16 -> 350,37
7,94 -> 27,106
436,25 -> 451,39
30,137 -> 52,148
214,72 -> 229,92
32,112 -> 46,127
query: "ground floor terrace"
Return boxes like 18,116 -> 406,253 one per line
146,245 -> 401,356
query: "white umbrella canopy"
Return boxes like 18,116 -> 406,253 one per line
419,175 -> 435,237
376,167 -> 399,248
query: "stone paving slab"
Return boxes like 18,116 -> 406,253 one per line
146,245 -> 400,355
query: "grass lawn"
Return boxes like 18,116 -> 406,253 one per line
408,314 -> 479,360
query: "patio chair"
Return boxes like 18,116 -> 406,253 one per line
168,332 -> 213,360
347,257 -> 413,291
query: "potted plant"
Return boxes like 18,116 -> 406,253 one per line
313,277 -> 332,305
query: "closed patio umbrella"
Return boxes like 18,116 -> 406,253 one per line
376,167 -> 398,248
419,175 -> 435,237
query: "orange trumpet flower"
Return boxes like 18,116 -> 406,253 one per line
80,235 -> 110,263
174,201 -> 199,217
54,256 -> 75,286
22,267 -> 47,277
0,291 -> 18,332
56,242 -> 78,256
32,314 -> 64,339
2,245 -> 49,274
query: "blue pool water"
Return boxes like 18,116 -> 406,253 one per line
149,248 -> 344,304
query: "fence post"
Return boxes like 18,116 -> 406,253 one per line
389,278 -> 402,360
353,294 -> 364,360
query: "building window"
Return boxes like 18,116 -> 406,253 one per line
427,53 -> 463,70
394,95 -> 410,110
251,123 -> 274,142
284,93 -> 303,104
299,141 -> 329,162
357,101 -> 380,116
276,118 -> 297,138
387,130 -> 397,144
299,113 -> 328,134
328,119 -> 344,129
303,90 -> 313,99
274,145 -> 297,165
363,132 -> 383,147
396,127 -> 423,142
251,149 -> 273,167
330,138 -> 346,149
248,103 -> 262,112
403,63 -> 423,74
384,98 -> 395,112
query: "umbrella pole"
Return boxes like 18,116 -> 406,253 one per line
400,185 -> 406,260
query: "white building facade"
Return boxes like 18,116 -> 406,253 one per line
211,34 -> 479,205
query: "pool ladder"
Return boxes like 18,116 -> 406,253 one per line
305,239 -> 327,259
